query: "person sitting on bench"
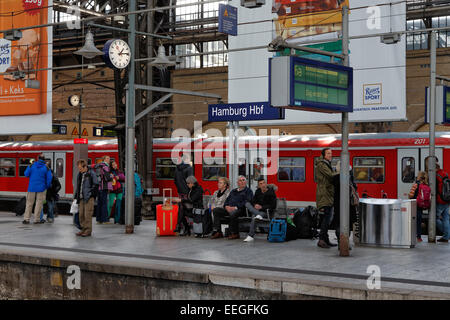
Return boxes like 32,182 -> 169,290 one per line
212,176 -> 253,240
243,178 -> 277,242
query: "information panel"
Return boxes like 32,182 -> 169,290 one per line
270,55 -> 353,113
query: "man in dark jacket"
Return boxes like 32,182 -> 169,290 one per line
219,176 -> 253,240
174,175 -> 203,236
74,159 -> 99,237
243,178 -> 277,242
315,148 -> 338,248
45,170 -> 61,223
174,155 -> 193,200
23,154 -> 53,224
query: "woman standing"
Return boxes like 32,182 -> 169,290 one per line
108,161 -> 125,224
409,171 -> 430,242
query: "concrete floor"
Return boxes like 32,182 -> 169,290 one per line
1,211 -> 450,299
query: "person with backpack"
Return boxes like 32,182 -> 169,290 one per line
425,156 -> 450,243
94,155 -> 112,224
74,159 -> 99,237
22,154 -> 53,224
408,171 -> 430,242
45,169 -> 61,223
108,161 -> 125,224
315,148 -> 339,249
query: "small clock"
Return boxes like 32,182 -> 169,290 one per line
68,95 -> 80,107
103,39 -> 131,69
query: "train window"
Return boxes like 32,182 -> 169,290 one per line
313,157 -> 340,182
0,158 -> 16,177
56,158 -> 64,178
278,158 -> 305,182
19,158 -> 34,177
402,157 -> 415,183
353,157 -> 385,183
156,158 -> 176,180
202,158 -> 226,181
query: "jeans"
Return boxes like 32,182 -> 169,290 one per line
47,200 -> 55,220
245,202 -> 268,237
97,190 -> 109,222
436,203 -> 450,240
318,206 -> 334,241
417,207 -> 423,238
228,207 -> 246,234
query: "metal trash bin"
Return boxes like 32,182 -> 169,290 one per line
359,198 -> 416,248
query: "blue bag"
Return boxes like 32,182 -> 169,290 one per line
267,218 -> 287,242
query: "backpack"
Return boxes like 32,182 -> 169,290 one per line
416,183 -> 431,209
437,173 -> 450,202
293,206 -> 319,239
267,218 -> 287,242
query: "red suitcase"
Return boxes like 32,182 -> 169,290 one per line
156,189 -> 179,236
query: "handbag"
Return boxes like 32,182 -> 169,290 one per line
70,200 -> 78,214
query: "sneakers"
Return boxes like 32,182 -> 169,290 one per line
437,237 -> 448,243
210,231 -> 224,239
243,235 -> 254,242
255,215 -> 263,220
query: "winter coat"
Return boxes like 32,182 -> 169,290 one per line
174,162 -> 193,196
251,185 -> 277,213
46,170 -> 62,201
208,188 -> 231,209
74,168 -> 99,204
315,156 -> 337,209
94,162 -> 112,191
182,183 -> 204,209
224,186 -> 254,209
25,160 -> 52,193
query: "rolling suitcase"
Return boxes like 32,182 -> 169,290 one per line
192,208 -> 212,237
156,189 -> 179,236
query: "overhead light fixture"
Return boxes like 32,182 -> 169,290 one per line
380,33 -> 401,45
3,29 -> 22,41
113,15 -> 126,24
74,30 -> 104,59
150,45 -> 176,68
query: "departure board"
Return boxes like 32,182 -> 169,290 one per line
292,57 -> 352,111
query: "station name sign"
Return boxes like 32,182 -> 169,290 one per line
208,102 -> 285,122
270,56 -> 353,113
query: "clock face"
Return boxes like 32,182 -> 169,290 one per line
69,95 -> 80,107
108,39 -> 131,69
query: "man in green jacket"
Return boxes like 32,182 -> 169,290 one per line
315,148 -> 338,249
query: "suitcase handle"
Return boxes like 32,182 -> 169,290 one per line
163,188 -> 172,204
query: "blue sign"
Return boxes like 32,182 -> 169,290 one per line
218,4 -> 237,36
208,102 -> 285,122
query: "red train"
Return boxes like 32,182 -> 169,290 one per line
0,132 -> 449,209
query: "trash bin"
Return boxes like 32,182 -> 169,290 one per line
359,198 -> 416,248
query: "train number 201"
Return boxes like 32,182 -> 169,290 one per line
414,138 -> 427,145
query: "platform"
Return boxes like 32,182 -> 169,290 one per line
0,211 -> 449,300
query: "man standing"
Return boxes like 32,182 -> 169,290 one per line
243,178 -> 277,242
23,154 -> 52,224
95,155 -> 112,224
45,169 -> 61,223
223,176 -> 253,240
315,148 -> 338,248
74,159 -> 99,237
174,154 -> 193,200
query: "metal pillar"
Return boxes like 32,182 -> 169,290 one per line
428,31 -> 437,243
228,121 -> 236,189
125,0 -> 136,234
339,5 -> 350,257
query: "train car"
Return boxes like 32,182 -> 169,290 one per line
0,132 -> 449,210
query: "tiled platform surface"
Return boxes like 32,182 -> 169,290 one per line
0,211 -> 449,300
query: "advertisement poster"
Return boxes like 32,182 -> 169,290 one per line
228,0 -> 406,125
0,0 -> 52,133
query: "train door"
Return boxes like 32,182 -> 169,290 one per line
397,149 -> 419,199
420,148 -> 443,172
42,152 -> 67,197
238,148 -> 267,192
